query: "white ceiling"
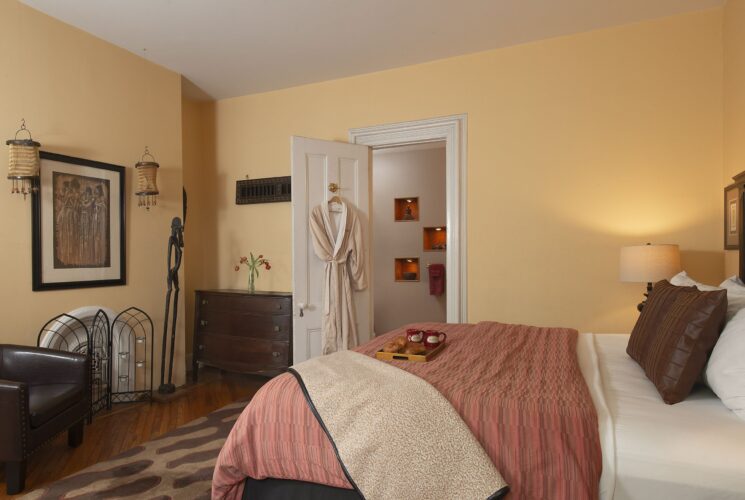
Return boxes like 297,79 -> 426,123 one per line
21,0 -> 724,100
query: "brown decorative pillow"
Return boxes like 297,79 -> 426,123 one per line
627,280 -> 727,404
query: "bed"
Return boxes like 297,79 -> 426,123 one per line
215,322 -> 601,499
213,324 -> 745,500
580,333 -> 745,500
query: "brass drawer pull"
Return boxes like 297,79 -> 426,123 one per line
201,299 -> 209,305
273,325 -> 280,332
200,320 -> 208,327
198,344 -> 204,351
272,351 -> 281,357
276,304 -> 282,310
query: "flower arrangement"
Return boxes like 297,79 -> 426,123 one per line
235,252 -> 271,292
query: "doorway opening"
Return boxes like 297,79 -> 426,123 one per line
350,114 -> 467,326
371,142 -> 447,333
290,116 -> 466,362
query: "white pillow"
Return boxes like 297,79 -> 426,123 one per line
669,271 -> 721,291
719,276 -> 745,323
705,307 -> 745,420
721,275 -> 745,287
669,272 -> 745,322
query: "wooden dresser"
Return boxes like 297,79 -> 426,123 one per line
192,290 -> 292,381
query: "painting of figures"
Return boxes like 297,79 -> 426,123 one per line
33,152 -> 125,291
53,172 -> 111,268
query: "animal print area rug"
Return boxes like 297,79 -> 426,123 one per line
23,400 -> 248,500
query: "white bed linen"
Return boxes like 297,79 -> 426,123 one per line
580,333 -> 745,500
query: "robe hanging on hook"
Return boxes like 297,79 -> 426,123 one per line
135,146 -> 159,210
6,118 -> 41,199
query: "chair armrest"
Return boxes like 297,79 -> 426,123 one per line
0,344 -> 89,387
0,379 -> 28,461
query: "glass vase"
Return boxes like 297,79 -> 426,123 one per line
247,271 -> 255,293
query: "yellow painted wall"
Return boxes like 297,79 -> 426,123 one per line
0,2 -> 187,385
182,95 -> 216,361
724,0 -> 745,277
194,10 -> 724,334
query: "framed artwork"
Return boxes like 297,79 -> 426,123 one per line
725,183 -> 740,250
32,152 -> 126,291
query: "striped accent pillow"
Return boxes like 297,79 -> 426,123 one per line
627,280 -> 695,364
627,280 -> 727,404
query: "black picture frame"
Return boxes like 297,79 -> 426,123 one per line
32,151 -> 126,291
725,183 -> 740,250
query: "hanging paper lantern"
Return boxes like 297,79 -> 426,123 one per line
6,119 -> 40,199
135,146 -> 159,209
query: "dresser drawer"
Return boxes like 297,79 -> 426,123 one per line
197,311 -> 290,340
195,334 -> 289,373
198,294 -> 291,315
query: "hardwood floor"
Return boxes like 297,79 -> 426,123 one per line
0,368 -> 267,498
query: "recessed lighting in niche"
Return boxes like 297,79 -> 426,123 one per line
394,197 -> 419,221
394,258 -> 420,281
423,227 -> 447,251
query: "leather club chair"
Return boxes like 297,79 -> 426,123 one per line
0,344 -> 90,495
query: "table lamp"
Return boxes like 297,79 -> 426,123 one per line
620,243 -> 681,311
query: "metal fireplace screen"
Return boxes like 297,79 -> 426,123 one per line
111,307 -> 154,403
38,307 -> 154,419
236,176 -> 291,204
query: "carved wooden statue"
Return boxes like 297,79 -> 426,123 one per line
159,217 -> 184,394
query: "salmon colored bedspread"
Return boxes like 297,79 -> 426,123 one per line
213,322 -> 602,500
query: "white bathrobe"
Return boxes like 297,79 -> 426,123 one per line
309,200 -> 367,354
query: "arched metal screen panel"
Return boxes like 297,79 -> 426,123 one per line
89,309 -> 111,414
37,314 -> 89,354
38,306 -> 154,418
111,307 -> 154,403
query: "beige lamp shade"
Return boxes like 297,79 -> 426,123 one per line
620,244 -> 681,283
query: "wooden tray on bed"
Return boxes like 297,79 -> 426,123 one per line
375,342 -> 445,362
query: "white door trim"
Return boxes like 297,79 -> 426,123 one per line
349,114 -> 468,324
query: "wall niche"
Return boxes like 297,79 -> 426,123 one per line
394,258 -> 420,281
423,226 -> 446,251
394,197 -> 419,221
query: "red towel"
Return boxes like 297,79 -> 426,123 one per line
428,263 -> 445,296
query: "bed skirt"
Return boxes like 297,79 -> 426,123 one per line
242,477 -> 362,500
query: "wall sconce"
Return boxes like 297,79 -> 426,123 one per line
6,119 -> 40,199
135,146 -> 159,209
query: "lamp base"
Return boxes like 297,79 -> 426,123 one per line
637,282 -> 654,312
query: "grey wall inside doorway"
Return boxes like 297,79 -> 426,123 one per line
372,143 -> 446,334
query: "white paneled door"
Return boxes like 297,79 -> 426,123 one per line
291,137 -> 371,363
